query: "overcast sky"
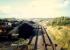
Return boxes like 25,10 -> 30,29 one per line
0,0 -> 70,18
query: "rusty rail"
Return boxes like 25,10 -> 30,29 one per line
41,26 -> 56,50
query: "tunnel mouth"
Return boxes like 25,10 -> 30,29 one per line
18,23 -> 35,39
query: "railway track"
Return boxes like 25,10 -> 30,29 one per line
0,21 -> 57,50
41,26 -> 56,50
27,25 -> 57,50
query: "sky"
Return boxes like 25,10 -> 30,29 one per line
0,0 -> 70,18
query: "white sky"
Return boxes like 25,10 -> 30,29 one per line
0,0 -> 70,18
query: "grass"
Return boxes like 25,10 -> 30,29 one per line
46,25 -> 70,50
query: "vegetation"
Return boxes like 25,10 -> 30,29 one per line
48,26 -> 70,50
48,16 -> 70,26
40,16 -> 70,50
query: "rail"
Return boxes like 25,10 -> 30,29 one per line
27,25 -> 57,50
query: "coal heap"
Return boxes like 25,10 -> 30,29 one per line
0,20 -> 37,42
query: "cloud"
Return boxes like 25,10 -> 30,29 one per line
0,5 -> 32,18
0,0 -> 69,18
31,0 -> 62,17
59,0 -> 69,8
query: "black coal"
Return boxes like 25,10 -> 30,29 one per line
18,23 -> 35,39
